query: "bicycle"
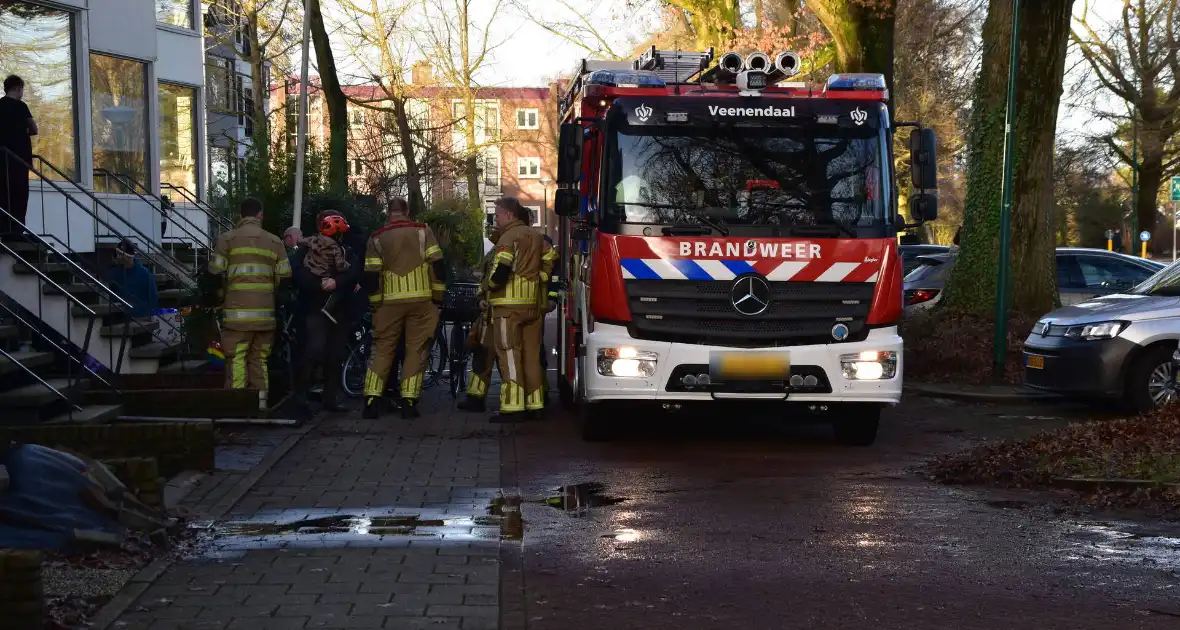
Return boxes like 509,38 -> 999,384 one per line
439,282 -> 481,399
341,310 -> 448,398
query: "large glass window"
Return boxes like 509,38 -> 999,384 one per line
90,53 -> 148,192
605,126 -> 885,234
0,1 -> 77,179
156,0 -> 193,29
159,82 -> 196,193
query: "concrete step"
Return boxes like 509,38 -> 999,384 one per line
0,378 -> 81,408
0,324 -> 17,341
44,403 -> 123,424
0,350 -> 55,376
156,359 -> 208,373
128,341 -> 183,360
100,320 -> 158,338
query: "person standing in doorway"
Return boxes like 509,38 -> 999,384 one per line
0,75 -> 36,240
208,197 -> 291,411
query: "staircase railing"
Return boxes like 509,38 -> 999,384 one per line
2,150 -> 198,371
0,345 -> 81,415
94,168 -> 219,255
160,182 -> 234,234
0,300 -> 115,390
0,205 -> 130,376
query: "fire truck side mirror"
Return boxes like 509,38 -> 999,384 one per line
909,128 -> 938,190
909,193 -> 939,223
557,123 -> 583,186
554,189 -> 580,218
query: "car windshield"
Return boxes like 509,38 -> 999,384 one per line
1130,259 -> 1180,296
604,126 -> 886,234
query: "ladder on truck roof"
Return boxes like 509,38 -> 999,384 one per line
560,48 -> 716,121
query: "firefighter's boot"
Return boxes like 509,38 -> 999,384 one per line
457,396 -> 485,413
401,399 -> 421,420
362,397 -> 381,419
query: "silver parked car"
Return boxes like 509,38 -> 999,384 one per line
904,248 -> 1165,318
1024,259 -> 1180,412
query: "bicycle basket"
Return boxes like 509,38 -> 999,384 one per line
442,282 -> 481,322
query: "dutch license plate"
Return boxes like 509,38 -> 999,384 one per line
1025,354 -> 1045,370
711,352 -> 790,381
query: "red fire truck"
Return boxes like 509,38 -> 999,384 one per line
552,48 -> 939,444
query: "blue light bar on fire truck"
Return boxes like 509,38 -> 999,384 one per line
825,73 -> 888,93
586,70 -> 667,89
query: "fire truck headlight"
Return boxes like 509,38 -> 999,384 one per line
840,351 -> 898,381
598,348 -> 658,378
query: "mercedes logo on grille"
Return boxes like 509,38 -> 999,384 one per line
730,274 -> 771,316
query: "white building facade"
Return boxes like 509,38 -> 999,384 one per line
0,0 -> 208,252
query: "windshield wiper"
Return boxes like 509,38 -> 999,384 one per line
616,202 -> 730,236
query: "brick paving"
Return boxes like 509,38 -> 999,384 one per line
113,391 -> 508,630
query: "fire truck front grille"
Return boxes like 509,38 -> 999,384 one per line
623,279 -> 877,347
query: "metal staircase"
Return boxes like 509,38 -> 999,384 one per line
0,149 -> 230,377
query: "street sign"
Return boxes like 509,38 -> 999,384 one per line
1141,230 -> 1152,242
1171,176 -> 1180,202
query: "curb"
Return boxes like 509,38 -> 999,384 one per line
906,383 -> 1060,404
1049,476 -> 1180,492
90,417 -> 321,630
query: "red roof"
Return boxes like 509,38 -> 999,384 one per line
274,77 -> 553,102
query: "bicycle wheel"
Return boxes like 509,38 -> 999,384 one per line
340,335 -> 370,398
422,325 -> 446,389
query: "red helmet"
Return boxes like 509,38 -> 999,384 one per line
319,214 -> 349,236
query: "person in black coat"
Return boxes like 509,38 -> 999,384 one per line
291,210 -> 364,414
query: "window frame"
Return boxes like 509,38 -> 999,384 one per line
157,0 -> 197,31
157,81 -> 200,194
517,157 -> 541,179
516,108 -> 539,130
89,51 -> 151,193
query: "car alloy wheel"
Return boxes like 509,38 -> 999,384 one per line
1147,360 -> 1177,408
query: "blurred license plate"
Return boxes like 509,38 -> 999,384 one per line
711,352 -> 790,381
1025,354 -> 1045,370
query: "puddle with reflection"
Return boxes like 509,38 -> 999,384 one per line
1063,523 -> 1180,570
542,483 -> 627,517
187,506 -> 512,555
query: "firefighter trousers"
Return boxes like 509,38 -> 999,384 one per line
364,300 -> 439,402
493,309 -> 543,413
465,318 -> 496,400
222,329 -> 274,402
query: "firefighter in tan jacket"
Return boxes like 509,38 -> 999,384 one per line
362,198 -> 445,419
207,197 -> 291,410
486,197 -> 545,421
456,232 -> 501,413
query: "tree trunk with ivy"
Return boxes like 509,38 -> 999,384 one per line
808,0 -> 897,118
245,10 -> 270,180
941,0 -> 1074,318
308,0 -> 349,194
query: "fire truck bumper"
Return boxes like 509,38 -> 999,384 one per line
583,323 -> 903,404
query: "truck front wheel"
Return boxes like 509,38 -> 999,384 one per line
832,405 -> 881,446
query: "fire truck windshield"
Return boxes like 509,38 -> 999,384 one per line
603,126 -> 887,236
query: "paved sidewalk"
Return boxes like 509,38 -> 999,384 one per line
112,393 -> 507,630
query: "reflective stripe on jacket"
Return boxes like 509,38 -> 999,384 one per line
365,219 -> 443,304
209,216 -> 289,331
488,220 -> 543,311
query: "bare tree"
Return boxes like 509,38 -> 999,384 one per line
417,0 -> 508,211
308,0 -> 350,192
1072,0 -> 1180,235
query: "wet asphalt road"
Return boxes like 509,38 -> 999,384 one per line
504,396 -> 1180,629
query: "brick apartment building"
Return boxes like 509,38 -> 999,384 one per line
275,66 -> 561,236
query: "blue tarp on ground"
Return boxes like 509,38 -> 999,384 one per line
0,444 -> 121,550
